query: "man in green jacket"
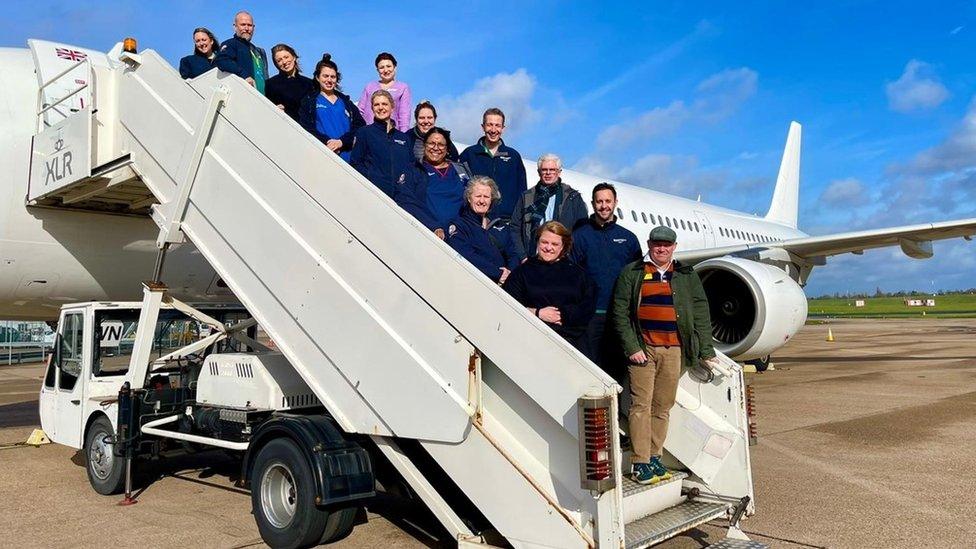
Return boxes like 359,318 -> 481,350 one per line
610,225 -> 719,484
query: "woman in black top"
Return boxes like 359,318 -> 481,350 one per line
266,44 -> 316,121
503,221 -> 596,352
178,27 -> 218,79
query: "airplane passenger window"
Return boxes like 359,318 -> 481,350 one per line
694,222 -> 699,232
632,210 -> 638,222
617,208 -> 623,218
665,218 -> 672,228
680,219 -> 686,230
641,212 -> 647,223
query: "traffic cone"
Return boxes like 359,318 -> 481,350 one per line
826,327 -> 835,342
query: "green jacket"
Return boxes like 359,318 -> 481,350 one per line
609,259 -> 716,369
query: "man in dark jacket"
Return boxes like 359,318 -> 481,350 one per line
215,11 -> 269,95
458,108 -> 527,220
509,153 -> 588,261
569,182 -> 642,369
610,225 -> 719,485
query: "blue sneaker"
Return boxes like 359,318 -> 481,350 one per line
649,456 -> 672,481
632,462 -> 664,485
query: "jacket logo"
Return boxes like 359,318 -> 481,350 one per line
448,224 -> 457,236
394,139 -> 406,145
613,238 -> 628,243
397,174 -> 406,184
500,156 -> 511,162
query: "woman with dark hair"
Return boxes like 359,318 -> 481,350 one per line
406,101 -> 459,162
266,43 -> 315,121
446,176 -> 519,284
356,52 -> 412,131
349,89 -> 413,197
395,127 -> 472,236
179,27 -> 218,79
298,54 -> 365,162
503,221 -> 596,351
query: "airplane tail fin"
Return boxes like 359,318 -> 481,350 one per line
764,121 -> 801,229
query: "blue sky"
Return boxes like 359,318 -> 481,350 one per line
2,1 -> 975,295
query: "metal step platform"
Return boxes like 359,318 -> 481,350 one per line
625,500 -> 729,549
622,470 -> 688,498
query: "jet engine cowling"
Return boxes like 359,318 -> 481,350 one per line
695,257 -> 808,361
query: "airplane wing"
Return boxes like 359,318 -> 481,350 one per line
676,217 -> 976,264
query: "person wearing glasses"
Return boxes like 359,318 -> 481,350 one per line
394,127 -> 472,237
509,153 -> 588,261
179,27 -> 219,79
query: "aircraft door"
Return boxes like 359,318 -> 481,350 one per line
694,211 -> 716,248
51,309 -> 88,448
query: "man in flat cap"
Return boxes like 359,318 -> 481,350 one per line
610,225 -> 719,484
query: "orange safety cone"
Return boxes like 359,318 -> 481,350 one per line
826,327 -> 835,342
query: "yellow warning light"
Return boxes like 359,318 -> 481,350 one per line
123,37 -> 138,53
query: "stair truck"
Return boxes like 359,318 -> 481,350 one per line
29,37 -> 764,548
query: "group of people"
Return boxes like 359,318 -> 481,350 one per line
179,11 -> 722,486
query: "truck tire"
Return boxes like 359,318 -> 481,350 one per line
251,438 -> 333,548
319,506 -> 356,544
85,416 -> 125,495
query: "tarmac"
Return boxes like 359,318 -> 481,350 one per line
1,318 -> 974,548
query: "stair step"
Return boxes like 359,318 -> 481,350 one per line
622,470 -> 688,498
621,470 -> 688,524
625,500 -> 729,549
706,539 -> 769,548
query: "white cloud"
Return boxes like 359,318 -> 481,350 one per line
819,178 -> 869,207
594,67 -> 757,148
886,60 -> 949,113
435,69 -> 540,144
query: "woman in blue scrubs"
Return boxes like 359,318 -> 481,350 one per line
298,54 -> 364,162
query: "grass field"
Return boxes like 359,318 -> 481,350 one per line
808,293 -> 976,318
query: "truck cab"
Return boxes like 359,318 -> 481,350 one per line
38,299 -> 375,548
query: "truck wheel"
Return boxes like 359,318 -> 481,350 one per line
251,438 -> 331,548
85,416 -> 125,495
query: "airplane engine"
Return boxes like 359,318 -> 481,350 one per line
695,257 -> 808,361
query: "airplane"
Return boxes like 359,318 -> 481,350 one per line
1,39 -> 974,366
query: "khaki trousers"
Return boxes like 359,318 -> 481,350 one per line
628,346 -> 681,463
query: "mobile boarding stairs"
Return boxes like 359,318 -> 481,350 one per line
27,39 -> 762,548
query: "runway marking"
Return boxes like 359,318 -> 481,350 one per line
761,438 -> 969,528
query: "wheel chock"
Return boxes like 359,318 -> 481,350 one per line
25,429 -> 50,446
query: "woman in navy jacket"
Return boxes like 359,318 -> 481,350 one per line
349,89 -> 413,197
298,54 -> 364,162
395,128 -> 472,234
178,27 -> 218,79
446,176 -> 519,284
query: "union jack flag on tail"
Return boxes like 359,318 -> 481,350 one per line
55,48 -> 87,62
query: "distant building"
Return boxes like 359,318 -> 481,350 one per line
854,300 -> 865,307
905,299 -> 923,307
925,299 -> 936,307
